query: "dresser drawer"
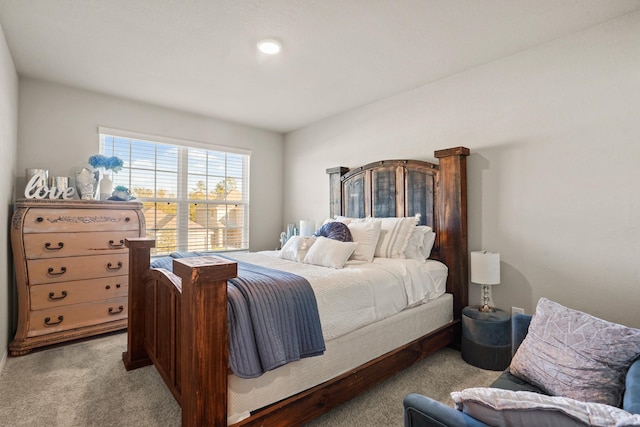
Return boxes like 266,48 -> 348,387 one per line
30,276 -> 128,310
22,208 -> 140,233
23,231 -> 140,259
27,253 -> 129,285
27,297 -> 128,337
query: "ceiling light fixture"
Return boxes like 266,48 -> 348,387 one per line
257,39 -> 282,55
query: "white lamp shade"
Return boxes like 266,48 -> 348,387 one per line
471,251 -> 500,285
299,219 -> 316,237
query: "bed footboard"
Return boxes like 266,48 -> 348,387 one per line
123,238 -> 238,426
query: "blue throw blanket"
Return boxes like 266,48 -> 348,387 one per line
151,252 -> 326,378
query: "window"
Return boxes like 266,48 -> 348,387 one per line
98,127 -> 250,256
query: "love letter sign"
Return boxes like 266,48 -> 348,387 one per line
24,171 -> 76,200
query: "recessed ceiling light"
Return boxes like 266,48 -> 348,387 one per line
257,39 -> 282,55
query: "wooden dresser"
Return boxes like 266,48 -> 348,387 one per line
9,199 -> 145,356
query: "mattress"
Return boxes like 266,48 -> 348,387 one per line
228,293 -> 453,423
224,251 -> 452,423
230,251 -> 449,340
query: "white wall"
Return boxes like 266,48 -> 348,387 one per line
18,78 -> 284,252
285,12 -> 640,327
0,23 -> 18,360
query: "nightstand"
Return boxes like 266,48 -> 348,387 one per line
461,306 -> 511,371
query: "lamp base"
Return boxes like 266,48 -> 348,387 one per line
479,284 -> 494,312
479,304 -> 494,313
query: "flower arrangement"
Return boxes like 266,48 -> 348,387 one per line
88,155 -> 123,172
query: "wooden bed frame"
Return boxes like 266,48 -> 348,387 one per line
122,146 -> 469,426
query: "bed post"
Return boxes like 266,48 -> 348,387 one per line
173,256 -> 237,427
434,147 -> 470,321
123,237 -> 155,370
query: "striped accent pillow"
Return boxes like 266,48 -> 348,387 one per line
373,217 -> 418,258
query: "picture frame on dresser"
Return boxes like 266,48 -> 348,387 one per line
9,199 -> 145,356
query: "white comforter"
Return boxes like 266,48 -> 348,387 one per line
229,252 -> 448,341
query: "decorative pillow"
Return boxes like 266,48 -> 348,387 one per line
510,298 -> 640,407
404,226 -> 435,260
452,388 -> 633,427
314,221 -> 353,242
374,216 -> 418,258
347,220 -> 382,262
278,236 -> 317,263
303,236 -> 357,269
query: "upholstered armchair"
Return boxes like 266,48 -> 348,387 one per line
404,304 -> 640,427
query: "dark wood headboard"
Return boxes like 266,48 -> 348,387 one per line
326,147 -> 469,319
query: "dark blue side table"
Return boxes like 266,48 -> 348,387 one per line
461,306 -> 511,371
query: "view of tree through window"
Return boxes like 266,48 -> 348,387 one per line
99,129 -> 250,256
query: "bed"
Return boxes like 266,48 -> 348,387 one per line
122,146 -> 470,426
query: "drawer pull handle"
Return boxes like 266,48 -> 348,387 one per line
36,217 -> 44,222
44,242 -> 64,250
44,315 -> 64,326
106,284 -> 123,290
107,261 -> 123,271
108,239 -> 125,248
47,267 -> 67,276
125,217 -> 131,222
48,291 -> 68,300
108,306 -> 124,315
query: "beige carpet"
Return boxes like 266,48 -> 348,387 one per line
0,332 -> 500,426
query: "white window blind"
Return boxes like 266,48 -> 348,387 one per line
98,128 -> 250,256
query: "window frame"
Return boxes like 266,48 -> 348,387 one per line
98,127 -> 251,256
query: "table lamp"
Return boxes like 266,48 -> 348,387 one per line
471,250 -> 500,312
299,219 -> 316,237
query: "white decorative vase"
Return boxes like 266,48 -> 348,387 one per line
99,171 -> 113,201
75,168 -> 98,200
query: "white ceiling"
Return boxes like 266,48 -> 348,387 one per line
2,0 -> 640,133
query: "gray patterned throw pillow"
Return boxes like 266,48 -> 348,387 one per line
510,298 -> 640,407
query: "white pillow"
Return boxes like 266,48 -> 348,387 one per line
278,236 -> 317,263
303,236 -> 357,269
404,226 -> 436,260
347,220 -> 382,262
452,388 -> 633,427
334,215 -> 368,225
374,217 -> 418,258
423,231 -> 436,256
